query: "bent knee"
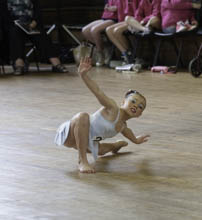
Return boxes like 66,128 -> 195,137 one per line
113,27 -> 125,35
82,27 -> 90,36
77,112 -> 90,123
106,26 -> 114,35
125,16 -> 132,23
149,16 -> 161,29
149,16 -> 159,22
90,26 -> 102,35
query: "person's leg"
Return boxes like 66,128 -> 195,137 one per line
15,58 -> 24,67
49,57 -> 61,66
70,113 -> 95,173
106,22 -> 133,64
82,20 -> 104,44
106,22 -> 133,63
91,20 -> 115,51
91,20 -> 115,66
106,22 -> 129,53
125,16 -> 147,32
9,25 -> 26,66
9,25 -> 26,74
146,16 -> 161,30
98,140 -> 128,156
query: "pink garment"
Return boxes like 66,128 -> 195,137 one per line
161,0 -> 195,29
117,0 -> 140,22
135,0 -> 161,24
102,0 -> 118,20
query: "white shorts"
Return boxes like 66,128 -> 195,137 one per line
54,120 -> 99,160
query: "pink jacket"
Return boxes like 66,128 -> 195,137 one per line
102,0 -> 118,20
117,0 -> 140,22
135,0 -> 161,24
161,0 -> 195,29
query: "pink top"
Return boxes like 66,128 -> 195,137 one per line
161,0 -> 195,29
117,0 -> 140,22
135,0 -> 161,24
102,0 -> 118,20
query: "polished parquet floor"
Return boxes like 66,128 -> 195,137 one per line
1,65 -> 202,220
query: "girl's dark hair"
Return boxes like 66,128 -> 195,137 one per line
125,89 -> 146,105
125,90 -> 140,98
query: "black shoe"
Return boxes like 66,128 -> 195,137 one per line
122,51 -> 133,64
52,64 -> 69,73
14,66 -> 24,75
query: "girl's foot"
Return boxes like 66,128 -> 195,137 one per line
96,51 -> 105,67
14,66 -> 25,76
122,50 -> 133,64
112,140 -> 128,154
52,64 -> 69,73
78,162 -> 95,173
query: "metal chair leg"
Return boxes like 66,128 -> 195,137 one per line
175,41 -> 183,70
172,39 -> 183,68
153,38 -> 162,66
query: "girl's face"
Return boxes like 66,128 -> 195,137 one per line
122,93 -> 146,118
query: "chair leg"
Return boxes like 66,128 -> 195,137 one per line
33,47 -> 40,72
172,39 -> 183,68
175,41 -> 183,71
0,59 -> 5,74
2,64 -> 5,74
153,38 -> 162,66
148,38 -> 155,64
194,40 -> 199,51
133,36 -> 140,60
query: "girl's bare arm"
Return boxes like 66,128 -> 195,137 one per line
78,57 -> 117,110
121,126 -> 150,144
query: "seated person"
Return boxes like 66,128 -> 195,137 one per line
125,0 -> 161,34
106,0 -> 139,64
82,0 -> 118,67
6,0 -> 68,75
0,0 -> 10,65
161,0 -> 201,33
0,16 -> 2,42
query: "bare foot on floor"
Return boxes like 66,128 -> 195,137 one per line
78,162 -> 95,173
112,140 -> 128,154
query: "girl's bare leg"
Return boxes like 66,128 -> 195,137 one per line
82,20 -> 103,44
98,140 -> 128,156
15,58 -> 24,67
91,20 -> 115,51
106,22 -> 129,53
73,113 -> 95,173
125,16 -> 146,32
49,57 -> 61,66
146,16 -> 161,29
125,16 -> 161,32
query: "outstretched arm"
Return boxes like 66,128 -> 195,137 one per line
121,126 -> 150,144
78,57 -> 117,109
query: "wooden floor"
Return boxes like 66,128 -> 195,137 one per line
1,65 -> 202,220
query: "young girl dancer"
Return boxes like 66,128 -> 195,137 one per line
55,57 -> 150,173
82,0 -> 118,66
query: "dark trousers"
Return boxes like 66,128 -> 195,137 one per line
0,22 -> 9,64
9,24 -> 59,63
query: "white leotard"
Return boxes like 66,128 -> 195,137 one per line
54,108 -> 123,160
